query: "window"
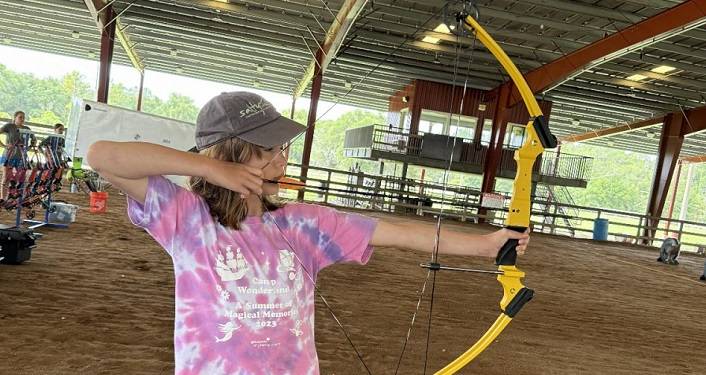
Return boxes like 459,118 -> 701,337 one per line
419,109 -> 478,138
481,119 -> 493,145
507,124 -> 526,148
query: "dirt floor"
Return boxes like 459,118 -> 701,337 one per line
1,189 -> 705,375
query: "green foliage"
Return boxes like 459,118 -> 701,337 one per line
0,63 -> 201,125
562,143 -> 656,213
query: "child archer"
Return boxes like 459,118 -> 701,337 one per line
87,92 -> 530,375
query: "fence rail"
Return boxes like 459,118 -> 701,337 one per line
285,163 -> 706,253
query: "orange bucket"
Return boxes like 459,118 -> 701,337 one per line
89,191 -> 108,213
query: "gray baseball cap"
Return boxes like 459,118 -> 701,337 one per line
195,92 -> 306,150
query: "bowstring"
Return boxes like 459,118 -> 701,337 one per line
394,3 -> 480,374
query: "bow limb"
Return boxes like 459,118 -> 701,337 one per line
433,11 -> 557,375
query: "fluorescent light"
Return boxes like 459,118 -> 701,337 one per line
422,23 -> 451,44
626,74 -> 647,81
422,36 -> 440,44
651,65 -> 676,74
433,23 -> 451,33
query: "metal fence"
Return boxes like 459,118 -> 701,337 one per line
285,162 -> 706,253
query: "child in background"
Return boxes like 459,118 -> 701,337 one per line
87,92 -> 530,375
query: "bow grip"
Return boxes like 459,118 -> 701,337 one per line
495,226 -> 527,266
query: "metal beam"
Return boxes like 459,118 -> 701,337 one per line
84,0 -> 143,72
500,0 -> 706,107
559,117 -> 665,143
681,154 -> 706,163
293,0 -> 368,99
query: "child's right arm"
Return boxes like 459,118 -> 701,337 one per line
86,141 -> 263,204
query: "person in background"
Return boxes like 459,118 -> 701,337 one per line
39,123 -> 66,160
0,111 -> 35,200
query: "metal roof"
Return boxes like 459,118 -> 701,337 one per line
1,0 -> 705,156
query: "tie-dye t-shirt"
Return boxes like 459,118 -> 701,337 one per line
127,176 -> 377,375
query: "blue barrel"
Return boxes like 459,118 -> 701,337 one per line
593,218 -> 609,241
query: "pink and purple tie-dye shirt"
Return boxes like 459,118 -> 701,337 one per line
127,176 -> 377,375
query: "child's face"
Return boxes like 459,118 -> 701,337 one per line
15,113 -> 25,126
246,144 -> 288,195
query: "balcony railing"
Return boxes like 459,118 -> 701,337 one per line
344,124 -> 593,183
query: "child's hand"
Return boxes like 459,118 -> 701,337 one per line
485,228 -> 531,257
205,160 -> 264,198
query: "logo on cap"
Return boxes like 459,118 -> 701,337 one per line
239,98 -> 272,119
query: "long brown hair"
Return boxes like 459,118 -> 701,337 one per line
189,137 -> 282,230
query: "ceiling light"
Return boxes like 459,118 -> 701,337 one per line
344,80 -> 352,89
422,23 -> 451,44
651,65 -> 676,74
626,74 -> 647,81
433,23 -> 451,34
572,119 -> 581,126
478,104 -> 486,111
176,67 -> 184,74
606,140 -> 615,146
253,80 -> 261,88
71,31 -> 80,39
88,51 -> 96,59
422,36 -> 440,44
256,64 -> 264,73
170,48 -> 178,57
2,38 -> 11,44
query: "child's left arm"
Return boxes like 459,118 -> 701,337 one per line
370,219 -> 530,258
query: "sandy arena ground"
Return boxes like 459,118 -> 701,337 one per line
1,189 -> 705,374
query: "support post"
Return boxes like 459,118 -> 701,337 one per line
298,49 -> 324,201
478,86 -> 510,222
644,113 -> 685,243
136,72 -> 145,111
96,6 -> 116,104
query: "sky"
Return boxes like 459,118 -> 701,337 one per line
0,45 -> 363,120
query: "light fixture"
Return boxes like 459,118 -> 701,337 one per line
572,119 -> 581,127
344,80 -> 352,89
651,65 -> 676,74
253,80 -> 261,88
88,51 -> 96,58
2,37 -> 11,44
256,64 -> 264,73
478,104 -> 487,111
645,131 -> 655,139
402,95 -> 410,103
71,31 -> 80,39
607,140 -> 615,146
626,74 -> 647,81
422,23 -> 451,44
422,35 -> 440,44
176,66 -> 184,74
170,48 -> 178,57
434,23 -> 451,34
